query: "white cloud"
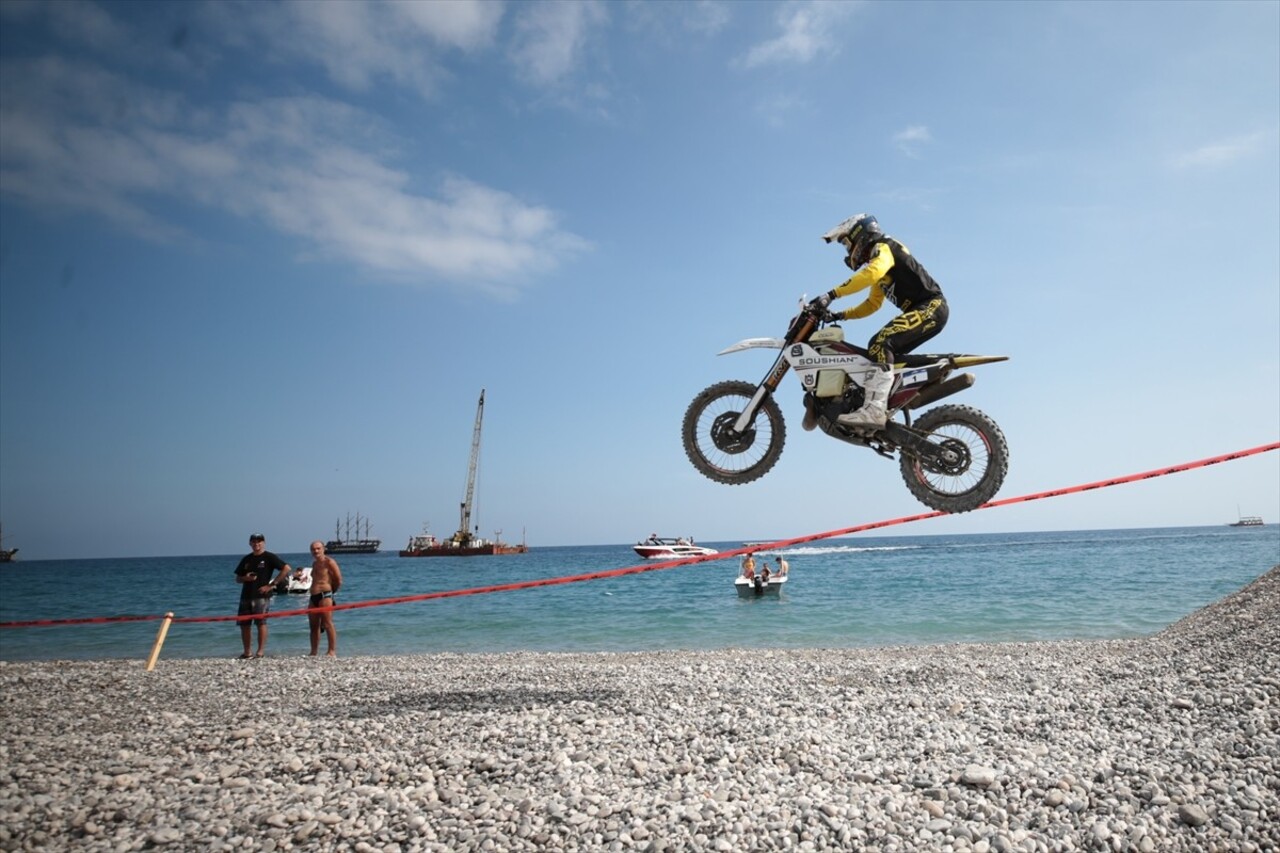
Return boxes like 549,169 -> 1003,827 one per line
1169,131 -> 1271,170
754,91 -> 810,128
509,1 -> 609,87
224,0 -> 504,95
739,1 -> 857,68
390,0 -> 505,51
0,57 -> 587,295
680,1 -> 732,36
875,186 -> 944,214
893,125 -> 932,157
625,0 -> 731,40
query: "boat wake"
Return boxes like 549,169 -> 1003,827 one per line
780,529 -> 1223,558
774,544 -> 923,556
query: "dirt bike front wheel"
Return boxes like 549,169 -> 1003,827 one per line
899,403 -> 1009,513
682,380 -> 786,485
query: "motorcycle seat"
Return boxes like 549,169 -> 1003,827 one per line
898,352 -> 954,367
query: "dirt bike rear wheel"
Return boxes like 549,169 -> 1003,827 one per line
899,403 -> 1008,513
682,380 -> 786,485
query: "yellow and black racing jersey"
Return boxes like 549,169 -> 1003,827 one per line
832,237 -> 943,319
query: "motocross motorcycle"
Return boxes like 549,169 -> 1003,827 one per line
682,299 -> 1010,514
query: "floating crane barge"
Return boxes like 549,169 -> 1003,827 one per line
400,390 -> 528,557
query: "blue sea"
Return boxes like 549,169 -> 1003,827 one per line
1,526 -> 1276,663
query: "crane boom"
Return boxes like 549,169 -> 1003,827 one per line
454,389 -> 485,546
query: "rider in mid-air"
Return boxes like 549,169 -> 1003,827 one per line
809,214 -> 949,429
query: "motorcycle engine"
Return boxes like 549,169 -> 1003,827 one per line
842,383 -> 866,412
808,385 -> 865,425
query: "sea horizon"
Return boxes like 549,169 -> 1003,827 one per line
3,521 -> 1270,564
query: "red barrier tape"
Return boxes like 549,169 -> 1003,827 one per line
4,441 -> 1277,629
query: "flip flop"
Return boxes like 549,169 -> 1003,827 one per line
238,653 -> 252,659
254,652 -> 265,658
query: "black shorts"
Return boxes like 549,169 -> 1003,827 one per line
238,596 -> 271,625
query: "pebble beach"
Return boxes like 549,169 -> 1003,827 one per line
1,566 -> 1277,852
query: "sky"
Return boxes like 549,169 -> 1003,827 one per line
1,0 -> 1277,561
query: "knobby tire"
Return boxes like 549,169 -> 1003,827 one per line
899,403 -> 1009,513
682,380 -> 786,485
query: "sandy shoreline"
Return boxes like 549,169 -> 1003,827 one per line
1,567 -> 1276,851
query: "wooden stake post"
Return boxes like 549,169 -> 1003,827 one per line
145,612 -> 174,671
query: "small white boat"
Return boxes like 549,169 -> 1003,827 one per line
633,535 -> 718,559
735,573 -> 788,596
284,567 -> 312,594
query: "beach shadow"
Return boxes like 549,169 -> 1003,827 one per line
311,686 -> 626,720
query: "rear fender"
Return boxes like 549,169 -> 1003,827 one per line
900,373 -> 976,411
952,355 -> 1009,368
900,353 -> 1009,368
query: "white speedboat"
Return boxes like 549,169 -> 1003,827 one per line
284,567 -> 312,594
735,573 -> 788,596
633,536 -> 718,559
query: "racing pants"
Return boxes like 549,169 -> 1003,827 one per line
867,297 -> 949,364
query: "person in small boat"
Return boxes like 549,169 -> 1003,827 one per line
234,533 -> 293,659
775,555 -> 789,577
275,564 -> 310,594
307,540 -> 343,658
740,553 -> 756,579
760,564 -> 771,583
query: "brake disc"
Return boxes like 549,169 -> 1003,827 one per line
710,412 -> 755,454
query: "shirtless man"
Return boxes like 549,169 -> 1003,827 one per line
307,540 -> 343,657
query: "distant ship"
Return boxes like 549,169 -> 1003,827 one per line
400,390 -> 528,558
325,513 -> 381,554
400,526 -> 528,557
1229,514 -> 1264,528
0,523 -> 16,563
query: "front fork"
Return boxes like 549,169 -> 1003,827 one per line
732,351 -> 790,434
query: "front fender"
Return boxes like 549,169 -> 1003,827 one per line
717,337 -> 785,355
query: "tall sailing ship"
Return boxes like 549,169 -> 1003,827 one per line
0,523 -> 16,563
325,513 -> 381,554
400,389 -> 528,557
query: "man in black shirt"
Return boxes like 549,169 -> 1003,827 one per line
234,533 -> 292,658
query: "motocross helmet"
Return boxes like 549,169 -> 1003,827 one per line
822,213 -> 882,268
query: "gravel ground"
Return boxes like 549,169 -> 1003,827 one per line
1,566 -> 1277,852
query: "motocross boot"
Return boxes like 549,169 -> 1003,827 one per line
802,396 -> 818,431
837,365 -> 893,430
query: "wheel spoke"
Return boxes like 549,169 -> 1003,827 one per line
899,403 -> 1009,513
683,381 -> 786,485
697,393 -> 772,474
916,422 -> 990,495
